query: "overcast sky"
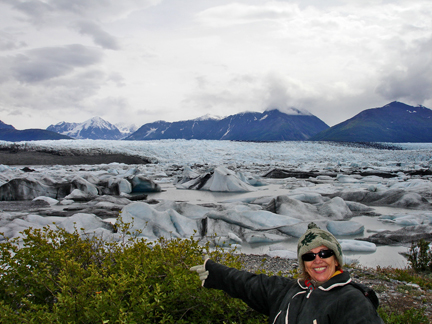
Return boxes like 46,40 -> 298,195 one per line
0,0 -> 431,130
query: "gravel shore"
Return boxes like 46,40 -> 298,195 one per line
0,149 -> 150,165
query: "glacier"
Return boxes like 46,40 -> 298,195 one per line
0,139 -> 431,268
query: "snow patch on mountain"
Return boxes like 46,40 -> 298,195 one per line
194,114 -> 223,121
266,107 -> 313,116
115,122 -> 138,135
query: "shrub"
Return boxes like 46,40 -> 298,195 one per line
2,224 -> 430,323
0,225 -> 266,323
378,306 -> 428,324
407,239 -> 432,273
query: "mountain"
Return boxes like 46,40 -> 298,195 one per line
47,117 -> 123,140
115,122 -> 138,138
0,129 -> 72,142
310,101 -> 432,143
0,120 -> 15,130
125,109 -> 329,141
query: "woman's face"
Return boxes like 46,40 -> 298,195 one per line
304,245 -> 339,283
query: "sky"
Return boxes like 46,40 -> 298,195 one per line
0,0 -> 431,130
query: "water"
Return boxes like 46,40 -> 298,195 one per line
146,183 -> 418,269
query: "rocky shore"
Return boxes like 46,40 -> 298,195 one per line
237,254 -> 432,322
0,148 -> 150,165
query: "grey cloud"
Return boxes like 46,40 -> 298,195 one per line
0,31 -> 27,51
89,96 -> 130,116
376,68 -> 432,103
0,0 -> 53,26
197,2 -> 300,26
107,72 -> 125,87
73,20 -> 120,50
0,67 -> 108,119
3,0 -> 160,23
10,44 -> 103,83
376,37 -> 432,104
262,73 -> 317,111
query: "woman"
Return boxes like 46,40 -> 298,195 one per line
190,222 -> 383,324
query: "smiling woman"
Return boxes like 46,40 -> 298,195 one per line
191,222 -> 384,324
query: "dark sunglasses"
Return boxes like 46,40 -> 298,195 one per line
301,249 -> 335,262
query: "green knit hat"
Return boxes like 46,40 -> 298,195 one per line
297,222 -> 343,272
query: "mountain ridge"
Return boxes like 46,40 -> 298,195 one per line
0,120 -> 15,130
125,108 -> 329,141
311,101 -> 432,143
4,101 -> 431,142
0,129 -> 72,142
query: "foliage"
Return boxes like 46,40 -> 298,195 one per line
378,306 -> 428,324
407,239 -> 432,273
2,223 -> 431,323
375,266 -> 432,291
0,224 -> 266,323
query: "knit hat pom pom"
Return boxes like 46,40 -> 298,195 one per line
307,222 -> 319,230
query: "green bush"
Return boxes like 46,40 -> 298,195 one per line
407,239 -> 432,273
0,225 -> 266,323
2,224 -> 430,323
378,306 -> 428,324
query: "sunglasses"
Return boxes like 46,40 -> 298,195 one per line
301,249 -> 335,262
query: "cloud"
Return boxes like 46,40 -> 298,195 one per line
0,44 -> 109,127
0,68 -> 107,112
182,72 -> 317,118
197,2 -> 300,27
72,20 -> 120,50
3,0 -> 161,24
375,36 -> 432,105
1,0 -> 432,130
89,96 -> 131,117
8,44 -> 103,83
262,73 -> 316,112
0,31 -> 27,51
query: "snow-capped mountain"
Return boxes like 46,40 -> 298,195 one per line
126,108 -> 329,141
115,122 -> 138,137
47,117 -> 123,140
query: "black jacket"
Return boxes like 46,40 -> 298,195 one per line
204,259 -> 383,324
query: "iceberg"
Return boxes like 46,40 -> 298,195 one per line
176,166 -> 256,192
119,202 -> 201,239
327,221 -> 364,236
33,196 -> 59,206
317,197 -> 353,220
339,240 -> 377,252
243,231 -> 289,244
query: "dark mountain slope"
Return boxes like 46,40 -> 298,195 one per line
0,121 -> 15,130
126,109 -> 329,141
0,129 -> 72,142
311,102 -> 432,142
